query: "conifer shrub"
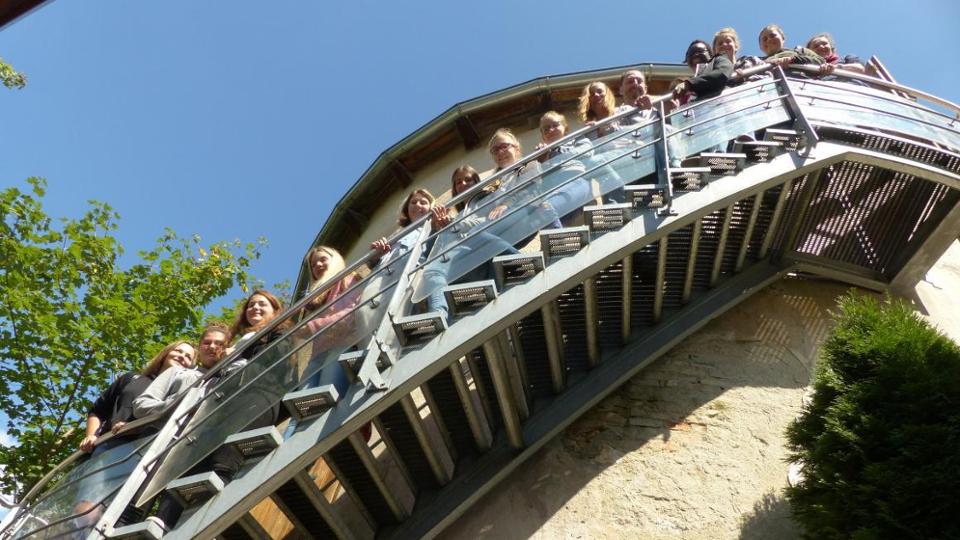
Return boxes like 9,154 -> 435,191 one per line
786,293 -> 960,540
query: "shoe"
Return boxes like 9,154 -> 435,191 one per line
146,516 -> 169,534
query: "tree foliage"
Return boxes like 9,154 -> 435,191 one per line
1,55 -> 26,89
0,178 -> 267,499
786,293 -> 960,539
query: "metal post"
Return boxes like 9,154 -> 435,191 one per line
481,339 -> 524,449
710,205 -> 734,286
583,277 -> 600,367
736,193 -> 763,272
774,66 -> 820,150
653,236 -> 668,323
682,219 -> 701,304
758,179 -> 793,260
540,301 -> 566,393
621,254 -> 633,344
448,360 -> 493,451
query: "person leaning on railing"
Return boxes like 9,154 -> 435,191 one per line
370,188 -> 453,317
758,24 -> 825,73
282,246 -> 360,438
806,32 -> 866,76
535,111 -> 594,226
79,340 -> 197,455
713,27 -> 767,86
145,292 -> 291,532
672,39 -> 735,105
131,323 -> 231,419
577,84 -> 627,203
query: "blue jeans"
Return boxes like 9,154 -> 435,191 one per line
283,348 -> 349,439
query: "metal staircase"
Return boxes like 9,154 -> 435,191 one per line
5,65 -> 960,540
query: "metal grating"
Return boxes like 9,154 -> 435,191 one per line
693,209 -> 725,290
746,184 -> 785,262
816,125 -> 960,175
791,161 -> 955,275
769,174 -> 811,254
593,262 -> 626,347
556,284 -> 589,373
630,242 -> 659,328
377,402 -> 438,491
467,348 -> 502,432
719,197 -> 755,276
273,479 -> 337,539
514,310 -> 551,399
426,368 -> 478,456
663,224 -> 694,309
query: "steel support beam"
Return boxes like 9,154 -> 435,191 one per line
583,277 -> 601,367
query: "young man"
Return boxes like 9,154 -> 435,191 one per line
132,322 -> 231,418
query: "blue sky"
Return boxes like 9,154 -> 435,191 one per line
1,0 -> 959,513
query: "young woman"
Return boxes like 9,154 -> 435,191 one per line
713,27 -> 767,85
759,24 -> 824,70
536,111 -> 594,226
80,340 -> 196,454
283,247 -> 360,437
483,128 -> 561,231
370,188 -> 453,317
806,32 -> 866,76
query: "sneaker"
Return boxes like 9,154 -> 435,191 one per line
146,515 -> 169,534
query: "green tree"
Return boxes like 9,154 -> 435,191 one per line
0,178 -> 267,499
786,294 -> 960,539
1,55 -> 27,89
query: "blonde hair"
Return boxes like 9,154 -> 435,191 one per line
306,246 -> 346,290
713,27 -> 741,54
540,110 -> 567,131
487,128 -> 521,155
578,81 -> 616,122
142,340 -> 196,377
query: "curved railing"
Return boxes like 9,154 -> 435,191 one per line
5,63 -> 960,539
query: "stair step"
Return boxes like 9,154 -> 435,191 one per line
282,385 -> 341,421
669,167 -> 712,191
584,203 -> 632,232
443,280 -> 498,317
698,152 -> 747,179
539,226 -> 590,260
166,471 -> 224,508
623,185 -> 667,210
763,127 -> 801,150
733,140 -> 784,163
392,312 -> 447,346
223,426 -> 282,462
492,252 -> 545,289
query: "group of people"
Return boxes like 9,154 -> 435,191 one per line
75,22 -> 866,533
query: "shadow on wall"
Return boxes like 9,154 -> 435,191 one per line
738,491 -> 798,540
440,278 -> 865,540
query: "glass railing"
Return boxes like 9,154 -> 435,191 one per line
10,63 -> 960,538
6,435 -> 155,539
789,78 -> 960,152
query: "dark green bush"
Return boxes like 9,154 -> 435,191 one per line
786,293 -> 960,540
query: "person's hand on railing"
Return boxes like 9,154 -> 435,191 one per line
819,63 -> 837,76
370,237 -> 391,255
110,421 -> 127,435
79,434 -> 97,453
488,204 -> 508,220
535,141 -> 550,163
766,56 -> 793,68
636,94 -> 654,110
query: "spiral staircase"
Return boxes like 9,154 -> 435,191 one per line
5,64 -> 960,540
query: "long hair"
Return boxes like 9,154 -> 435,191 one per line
304,246 -> 356,310
231,289 -> 285,337
397,188 -> 437,226
578,81 -> 615,122
451,165 -> 498,212
141,340 -> 196,377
